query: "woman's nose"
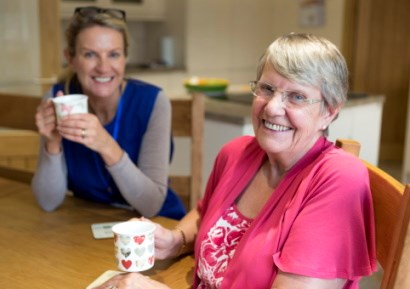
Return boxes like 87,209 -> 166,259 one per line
264,92 -> 286,114
96,57 -> 110,71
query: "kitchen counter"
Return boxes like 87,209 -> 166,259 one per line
204,92 -> 385,124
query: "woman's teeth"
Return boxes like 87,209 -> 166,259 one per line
94,77 -> 112,83
264,120 -> 290,131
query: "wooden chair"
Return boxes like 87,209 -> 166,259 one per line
336,138 -> 410,289
0,130 -> 39,184
0,93 -> 40,183
0,93 -> 41,131
169,93 -> 204,211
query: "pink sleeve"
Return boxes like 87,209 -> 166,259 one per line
273,155 -> 376,279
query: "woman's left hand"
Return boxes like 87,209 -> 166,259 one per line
93,272 -> 171,289
56,113 -> 124,165
57,113 -> 112,153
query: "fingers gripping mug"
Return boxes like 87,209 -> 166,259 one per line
112,221 -> 156,272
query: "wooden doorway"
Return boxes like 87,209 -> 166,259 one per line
343,0 -> 410,162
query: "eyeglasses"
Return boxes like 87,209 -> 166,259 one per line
74,6 -> 126,21
249,80 -> 323,109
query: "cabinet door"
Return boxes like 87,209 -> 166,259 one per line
60,0 -> 105,19
111,0 -> 165,21
60,0 -> 165,21
328,101 -> 383,166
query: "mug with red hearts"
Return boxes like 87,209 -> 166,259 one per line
112,221 -> 156,272
51,94 -> 88,123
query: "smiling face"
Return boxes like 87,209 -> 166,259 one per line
252,64 -> 339,168
66,26 -> 126,100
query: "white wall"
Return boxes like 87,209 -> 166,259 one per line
0,0 -> 40,85
185,0 -> 347,85
270,0 -> 346,48
0,0 -> 347,94
133,0 -> 348,95
186,0 -> 275,85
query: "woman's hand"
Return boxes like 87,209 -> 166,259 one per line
130,218 -> 183,260
57,112 -> 108,150
93,272 -> 171,289
56,112 -> 123,165
35,92 -> 63,154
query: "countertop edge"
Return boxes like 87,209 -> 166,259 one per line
205,94 -> 385,124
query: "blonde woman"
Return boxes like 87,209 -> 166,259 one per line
32,7 -> 185,220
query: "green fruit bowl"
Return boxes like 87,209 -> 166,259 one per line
184,77 -> 229,97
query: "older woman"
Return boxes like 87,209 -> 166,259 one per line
32,7 -> 185,220
95,33 -> 376,289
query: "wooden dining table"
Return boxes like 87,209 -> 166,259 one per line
0,177 -> 195,289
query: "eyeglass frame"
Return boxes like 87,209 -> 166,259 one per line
249,80 -> 323,108
74,6 -> 127,21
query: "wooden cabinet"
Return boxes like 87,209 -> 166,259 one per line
60,0 -> 166,21
347,0 -> 410,162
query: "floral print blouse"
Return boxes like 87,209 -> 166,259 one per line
197,204 -> 253,289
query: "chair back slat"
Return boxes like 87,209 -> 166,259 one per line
0,93 -> 41,130
0,131 -> 38,183
169,93 -> 204,210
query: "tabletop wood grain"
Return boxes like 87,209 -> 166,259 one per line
0,177 -> 194,289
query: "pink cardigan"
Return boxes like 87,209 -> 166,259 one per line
194,136 -> 376,289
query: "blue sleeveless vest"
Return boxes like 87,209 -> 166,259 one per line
52,79 -> 186,219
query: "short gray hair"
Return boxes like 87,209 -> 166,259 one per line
256,33 -> 349,111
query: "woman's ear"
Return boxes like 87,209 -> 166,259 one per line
64,48 -> 73,68
322,105 -> 342,129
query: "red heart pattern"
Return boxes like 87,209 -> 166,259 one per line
115,232 -> 155,271
148,256 -> 154,265
121,259 -> 132,269
133,235 -> 145,245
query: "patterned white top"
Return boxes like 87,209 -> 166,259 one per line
197,204 -> 253,289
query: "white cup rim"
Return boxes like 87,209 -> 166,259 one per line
51,94 -> 88,104
112,221 -> 156,236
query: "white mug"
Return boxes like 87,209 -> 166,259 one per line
112,221 -> 156,272
51,94 -> 88,123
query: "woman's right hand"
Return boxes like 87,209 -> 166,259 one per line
130,218 -> 184,260
35,92 -> 63,153
155,223 -> 185,259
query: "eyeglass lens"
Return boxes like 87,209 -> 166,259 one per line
249,81 -> 322,108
